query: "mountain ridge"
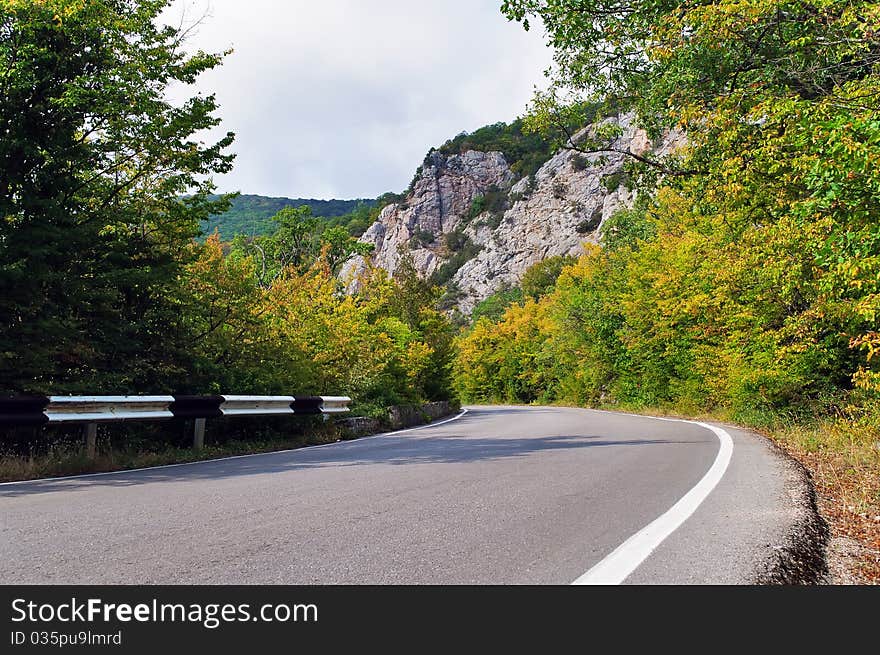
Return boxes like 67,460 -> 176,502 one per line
202,194 -> 375,240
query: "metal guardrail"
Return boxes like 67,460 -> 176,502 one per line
219,396 -> 297,417
0,394 -> 351,458
321,396 -> 352,414
45,396 -> 176,423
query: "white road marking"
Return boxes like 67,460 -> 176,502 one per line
298,408 -> 469,452
0,409 -> 469,488
572,413 -> 734,585
376,408 -> 468,436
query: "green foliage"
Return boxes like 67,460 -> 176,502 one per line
436,118 -> 558,180
484,211 -> 505,231
390,253 -> 456,401
202,195 -> 373,241
601,173 -> 627,193
320,225 -> 374,276
230,206 -> 320,285
468,195 -> 486,220
503,0 -> 880,173
0,1 -> 455,415
184,237 -> 457,407
437,282 -> 467,317
328,201 -> 375,237
442,229 -> 469,253
0,0 -> 234,394
325,192 -> 407,239
571,154 -> 590,171
429,228 -> 481,287
374,191 -> 407,209
230,205 -> 373,286
467,186 -> 509,226
599,203 -> 655,252
520,256 -> 576,301
472,287 -> 524,324
575,207 -> 603,234
454,300 -> 557,404
409,227 -> 435,248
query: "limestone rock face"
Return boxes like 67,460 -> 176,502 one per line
342,113 -> 684,314
341,150 -> 514,284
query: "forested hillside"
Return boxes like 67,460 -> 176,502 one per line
202,194 -> 375,240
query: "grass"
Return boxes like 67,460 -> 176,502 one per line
0,422 -> 345,483
762,413 -> 880,582
0,403 -> 454,483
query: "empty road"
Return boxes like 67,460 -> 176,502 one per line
0,406 -> 818,584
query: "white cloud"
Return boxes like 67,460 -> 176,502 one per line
163,0 -> 552,198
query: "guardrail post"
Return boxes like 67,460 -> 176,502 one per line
193,418 -> 206,450
83,423 -> 97,459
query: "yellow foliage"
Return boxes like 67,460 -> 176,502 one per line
182,235 -> 450,407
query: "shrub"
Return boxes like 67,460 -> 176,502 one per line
471,287 -> 525,324
576,207 -> 603,234
468,186 -> 509,223
571,154 -> 590,171
521,255 -> 577,300
601,172 -> 630,192
410,228 -> 435,248
430,229 -> 481,287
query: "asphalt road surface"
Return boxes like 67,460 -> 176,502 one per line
0,405 -> 810,584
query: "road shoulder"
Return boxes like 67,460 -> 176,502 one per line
620,420 -> 828,584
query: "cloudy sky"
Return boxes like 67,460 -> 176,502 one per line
162,1 -> 553,200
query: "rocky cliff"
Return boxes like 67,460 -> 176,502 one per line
342,113 -> 684,314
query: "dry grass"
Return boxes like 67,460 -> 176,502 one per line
766,417 -> 880,584
0,426 -> 343,484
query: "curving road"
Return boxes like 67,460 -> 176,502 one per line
0,406 -> 811,584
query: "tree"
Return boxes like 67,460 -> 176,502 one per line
521,255 -> 576,300
471,287 -> 524,324
502,0 -> 880,177
387,252 -> 455,400
390,251 -> 438,330
232,205 -> 320,287
0,0 -> 234,393
182,235 -> 271,393
319,226 -> 373,276
231,206 -> 374,285
496,0 -> 880,415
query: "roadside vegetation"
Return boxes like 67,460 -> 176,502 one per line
0,417 -> 339,482
436,116 -> 578,181
0,1 -> 457,475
